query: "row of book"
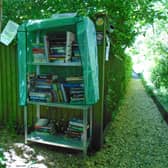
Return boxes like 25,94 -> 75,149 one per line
48,33 -> 67,62
64,76 -> 85,104
34,118 -> 54,135
32,32 -> 81,63
28,74 -> 56,102
28,74 -> 85,104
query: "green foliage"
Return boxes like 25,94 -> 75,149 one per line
124,55 -> 133,88
105,52 -> 132,120
0,148 -> 5,167
3,0 -> 160,47
2,0 -> 159,121
3,0 -> 161,64
151,55 -> 168,89
126,0 -> 168,94
141,77 -> 154,96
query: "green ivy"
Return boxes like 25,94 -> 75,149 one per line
151,55 -> 168,89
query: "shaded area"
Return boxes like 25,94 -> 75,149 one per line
151,95 -> 168,124
25,79 -> 168,167
84,79 -> 168,167
1,79 -> 168,168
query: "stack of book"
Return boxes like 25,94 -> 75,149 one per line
34,118 -> 56,135
44,32 -> 80,63
70,87 -> 84,104
29,74 -> 55,102
63,76 -> 85,104
66,118 -> 88,139
45,33 -> 66,63
29,91 -> 52,102
71,42 -> 81,63
32,43 -> 45,63
68,76 -> 84,104
49,46 -> 66,62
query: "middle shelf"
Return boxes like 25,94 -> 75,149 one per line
28,101 -> 90,110
27,62 -> 82,67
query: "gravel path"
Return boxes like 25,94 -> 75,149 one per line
97,79 -> 168,168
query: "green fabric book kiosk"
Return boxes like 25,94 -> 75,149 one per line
18,14 -> 101,154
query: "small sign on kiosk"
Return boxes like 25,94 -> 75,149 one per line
0,20 -> 19,46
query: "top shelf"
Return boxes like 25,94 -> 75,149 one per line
27,62 -> 82,67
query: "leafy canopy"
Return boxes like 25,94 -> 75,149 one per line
3,0 -> 161,48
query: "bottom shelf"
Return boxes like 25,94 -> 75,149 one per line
27,131 -> 90,151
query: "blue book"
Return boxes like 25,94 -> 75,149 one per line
63,83 -> 84,88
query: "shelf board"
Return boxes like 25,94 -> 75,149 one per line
27,132 -> 89,151
27,62 -> 81,66
27,101 -> 90,110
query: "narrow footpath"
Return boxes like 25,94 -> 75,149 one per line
95,79 -> 168,168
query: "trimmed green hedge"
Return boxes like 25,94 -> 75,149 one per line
104,51 -> 132,121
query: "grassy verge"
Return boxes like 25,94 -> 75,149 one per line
141,77 -> 168,119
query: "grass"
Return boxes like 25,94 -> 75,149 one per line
141,77 -> 168,113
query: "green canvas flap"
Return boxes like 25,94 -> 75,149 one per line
77,17 -> 99,104
17,24 -> 27,106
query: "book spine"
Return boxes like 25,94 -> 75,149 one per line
65,32 -> 74,62
69,121 -> 84,128
63,83 -> 84,88
60,83 -> 67,102
44,35 -> 49,62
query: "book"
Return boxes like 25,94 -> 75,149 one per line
34,131 -> 50,136
44,35 -> 49,62
69,118 -> 83,127
57,83 -> 64,102
48,57 -> 65,63
71,41 -> 81,63
29,91 -> 51,98
71,94 -> 84,98
60,83 -> 67,102
52,83 -> 60,102
37,74 -> 53,80
35,84 -> 52,89
66,76 -> 83,82
50,46 -> 66,56
30,96 -> 52,102
70,90 -> 84,94
63,83 -> 84,88
35,118 -> 49,128
32,43 -> 45,63
70,97 -> 84,101
65,32 -> 75,62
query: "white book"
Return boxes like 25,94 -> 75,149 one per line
44,35 -> 49,62
65,32 -> 75,62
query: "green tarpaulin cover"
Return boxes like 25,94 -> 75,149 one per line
18,15 -> 99,105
